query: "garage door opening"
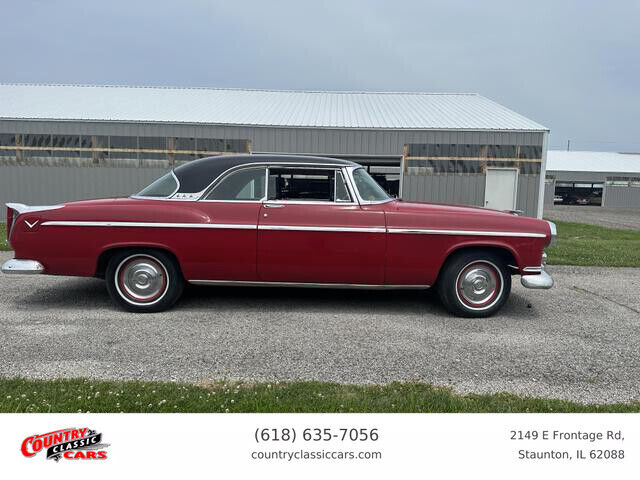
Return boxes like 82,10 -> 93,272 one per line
554,182 -> 603,206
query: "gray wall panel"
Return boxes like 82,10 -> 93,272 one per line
515,175 -> 539,217
544,180 -> 555,206
603,186 -> 640,208
0,166 -> 168,220
402,174 -> 486,209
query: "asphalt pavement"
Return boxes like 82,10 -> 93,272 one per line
1,251 -> 639,404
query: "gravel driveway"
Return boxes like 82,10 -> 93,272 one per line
545,205 -> 640,231
1,251 -> 639,404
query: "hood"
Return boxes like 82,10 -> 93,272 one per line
388,200 -> 513,217
384,200 -> 549,237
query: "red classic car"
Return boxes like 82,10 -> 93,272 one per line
2,155 -> 555,317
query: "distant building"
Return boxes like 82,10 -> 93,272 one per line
545,151 -> 640,208
0,84 -> 548,219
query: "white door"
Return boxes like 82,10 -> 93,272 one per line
484,168 -> 518,211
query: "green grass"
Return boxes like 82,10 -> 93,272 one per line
546,220 -> 640,267
0,378 -> 638,413
0,223 -> 8,251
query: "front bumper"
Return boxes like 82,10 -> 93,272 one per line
521,268 -> 554,289
1,259 -> 45,274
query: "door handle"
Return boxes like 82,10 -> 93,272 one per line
264,204 -> 285,209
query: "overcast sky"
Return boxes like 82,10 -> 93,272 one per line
3,0 -> 638,151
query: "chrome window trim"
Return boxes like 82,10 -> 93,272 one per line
131,170 -> 180,200
199,161 -> 357,202
264,165 -> 359,206
387,228 -> 546,238
258,225 -> 386,233
345,166 -> 394,205
41,221 -> 256,230
127,162 -> 363,203
188,279 -> 429,290
334,169 -> 353,203
201,165 -> 268,203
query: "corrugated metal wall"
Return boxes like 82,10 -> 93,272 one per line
0,166 -> 167,220
603,186 -> 640,208
543,177 -> 555,207
0,119 -> 546,220
516,174 -> 541,216
402,172 -> 541,217
0,119 -> 546,157
402,174 -> 486,207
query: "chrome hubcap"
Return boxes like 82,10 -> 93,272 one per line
457,263 -> 499,307
119,257 -> 166,302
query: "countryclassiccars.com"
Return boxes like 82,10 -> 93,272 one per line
21,427 -> 108,461
2,154 -> 556,317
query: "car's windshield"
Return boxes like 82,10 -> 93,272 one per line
352,168 -> 390,202
137,171 -> 178,198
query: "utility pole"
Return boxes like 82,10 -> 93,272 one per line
567,140 -> 571,151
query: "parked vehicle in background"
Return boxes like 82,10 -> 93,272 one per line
2,155 -> 556,317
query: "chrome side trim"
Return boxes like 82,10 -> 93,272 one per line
6,203 -> 65,214
1,259 -> 45,274
41,221 -> 256,229
258,225 -> 386,233
189,279 -> 429,290
387,228 -> 546,238
261,200 -> 358,206
39,221 -> 546,238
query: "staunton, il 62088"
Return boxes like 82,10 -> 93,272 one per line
2,155 -> 556,317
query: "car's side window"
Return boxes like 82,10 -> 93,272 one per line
335,170 -> 352,202
267,168 -> 352,203
204,167 -> 266,201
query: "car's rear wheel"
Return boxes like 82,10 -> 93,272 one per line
105,250 -> 184,313
437,250 -> 511,318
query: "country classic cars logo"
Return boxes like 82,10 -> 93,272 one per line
21,427 -> 109,461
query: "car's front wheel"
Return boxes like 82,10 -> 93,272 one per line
437,250 -> 511,318
105,249 -> 184,313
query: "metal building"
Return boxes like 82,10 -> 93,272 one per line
544,151 -> 640,208
0,84 -> 548,220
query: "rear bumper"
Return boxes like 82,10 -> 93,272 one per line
521,268 -> 554,289
1,259 -> 45,274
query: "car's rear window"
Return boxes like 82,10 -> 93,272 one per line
137,172 -> 178,198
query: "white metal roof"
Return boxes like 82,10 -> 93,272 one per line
547,151 -> 640,174
0,83 -> 547,131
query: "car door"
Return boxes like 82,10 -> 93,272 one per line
190,166 -> 266,281
257,166 -> 386,284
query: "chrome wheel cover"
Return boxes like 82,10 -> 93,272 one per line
455,260 -> 503,311
115,255 -> 169,306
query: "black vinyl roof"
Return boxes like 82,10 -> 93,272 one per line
173,154 -> 359,193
